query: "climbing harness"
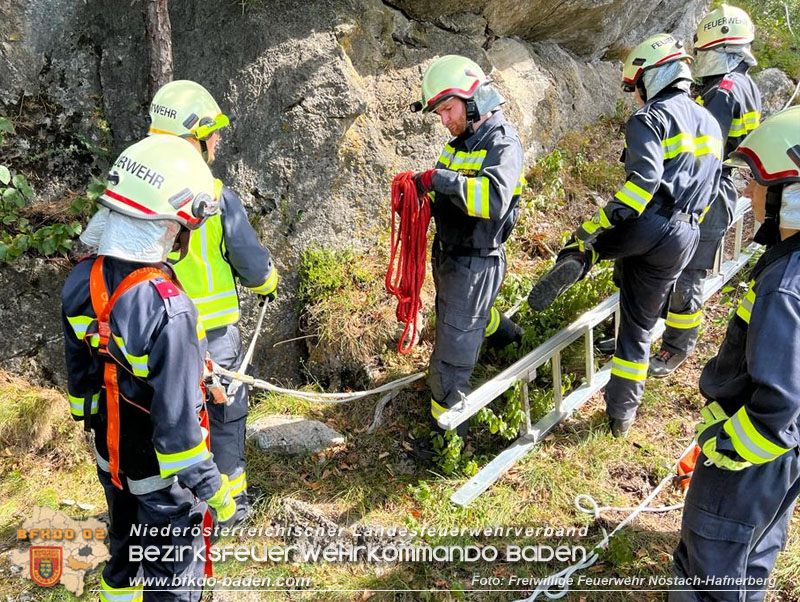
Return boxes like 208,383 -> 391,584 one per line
386,171 -> 432,354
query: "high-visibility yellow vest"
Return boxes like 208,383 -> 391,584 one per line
171,180 -> 240,330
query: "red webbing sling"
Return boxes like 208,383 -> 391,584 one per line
386,172 -> 432,354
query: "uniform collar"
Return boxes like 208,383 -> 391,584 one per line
453,109 -> 504,151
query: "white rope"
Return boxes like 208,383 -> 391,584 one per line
226,300 -> 269,400
513,440 -> 695,602
215,363 -> 425,404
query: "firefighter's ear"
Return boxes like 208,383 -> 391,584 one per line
173,227 -> 192,260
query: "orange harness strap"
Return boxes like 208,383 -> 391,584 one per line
89,257 -> 171,490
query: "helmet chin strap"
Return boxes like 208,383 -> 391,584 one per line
464,99 -> 481,136
171,227 -> 192,261
754,186 -> 784,247
199,138 -> 210,163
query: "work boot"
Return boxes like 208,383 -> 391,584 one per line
649,349 -> 688,378
528,257 -> 584,311
595,337 -> 616,354
608,415 -> 635,439
486,313 -> 524,349
408,436 -> 437,463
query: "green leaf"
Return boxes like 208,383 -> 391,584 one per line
0,243 -> 7,262
12,174 -> 34,200
3,187 -> 24,208
0,165 -> 10,185
0,117 -> 14,134
87,177 -> 107,201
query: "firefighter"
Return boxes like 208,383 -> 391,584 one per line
408,55 -> 525,447
62,135 -> 236,601
148,80 -> 278,523
671,105 -> 800,602
651,5 -> 762,377
527,34 -> 723,437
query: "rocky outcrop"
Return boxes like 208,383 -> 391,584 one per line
753,68 -> 796,118
0,0 -> 713,385
247,415 -> 345,455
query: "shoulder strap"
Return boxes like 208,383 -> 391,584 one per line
87,255 -> 173,491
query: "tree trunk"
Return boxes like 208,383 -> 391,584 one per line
144,0 -> 174,98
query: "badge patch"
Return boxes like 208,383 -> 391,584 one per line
30,547 -> 62,587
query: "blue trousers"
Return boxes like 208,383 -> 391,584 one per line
98,468 -> 206,601
671,448 -> 800,601
206,324 -> 249,523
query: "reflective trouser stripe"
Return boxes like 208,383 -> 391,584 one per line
156,440 -> 212,478
736,281 -> 756,324
665,310 -> 702,329
100,576 -> 143,602
229,470 -> 248,497
513,175 -> 527,196
431,399 -> 447,420
723,406 -> 792,464
466,177 -> 491,219
610,356 -> 648,381
484,307 -> 501,337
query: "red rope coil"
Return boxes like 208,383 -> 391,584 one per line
386,172 -> 432,354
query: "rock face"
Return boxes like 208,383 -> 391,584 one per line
0,0 -> 711,385
753,68 -> 795,118
247,415 -> 345,455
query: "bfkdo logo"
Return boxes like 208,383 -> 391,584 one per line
30,547 -> 63,587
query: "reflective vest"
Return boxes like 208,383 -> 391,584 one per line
171,179 -> 240,331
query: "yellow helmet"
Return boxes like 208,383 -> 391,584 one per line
99,135 -> 218,230
726,106 -> 800,186
694,4 -> 754,51
621,33 -> 692,92
148,80 -> 230,141
412,55 -> 489,114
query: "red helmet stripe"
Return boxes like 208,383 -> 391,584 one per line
696,36 -> 751,49
737,147 -> 800,182
103,189 -> 158,215
426,79 -> 481,109
654,51 -> 684,65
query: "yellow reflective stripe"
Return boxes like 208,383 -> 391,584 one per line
100,575 -> 143,602
89,334 -> 100,348
736,281 -> 756,324
213,178 -> 224,200
698,203 -> 711,224
438,145 -> 488,172
68,392 -> 100,417
611,356 -> 648,381
66,315 -> 93,340
172,215 -> 240,330
431,399 -> 447,420
513,175 -> 526,196
723,406 -> 792,465
437,144 -> 456,167
196,320 -> 206,341
666,309 -> 702,329
251,266 -> 278,295
229,471 -> 247,497
729,111 -> 761,137
581,209 -> 611,235
466,177 -> 490,219
662,133 -> 722,160
113,334 -> 149,378
614,180 -> 653,214
484,307 -> 501,337
156,440 -> 212,478
695,95 -> 705,106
